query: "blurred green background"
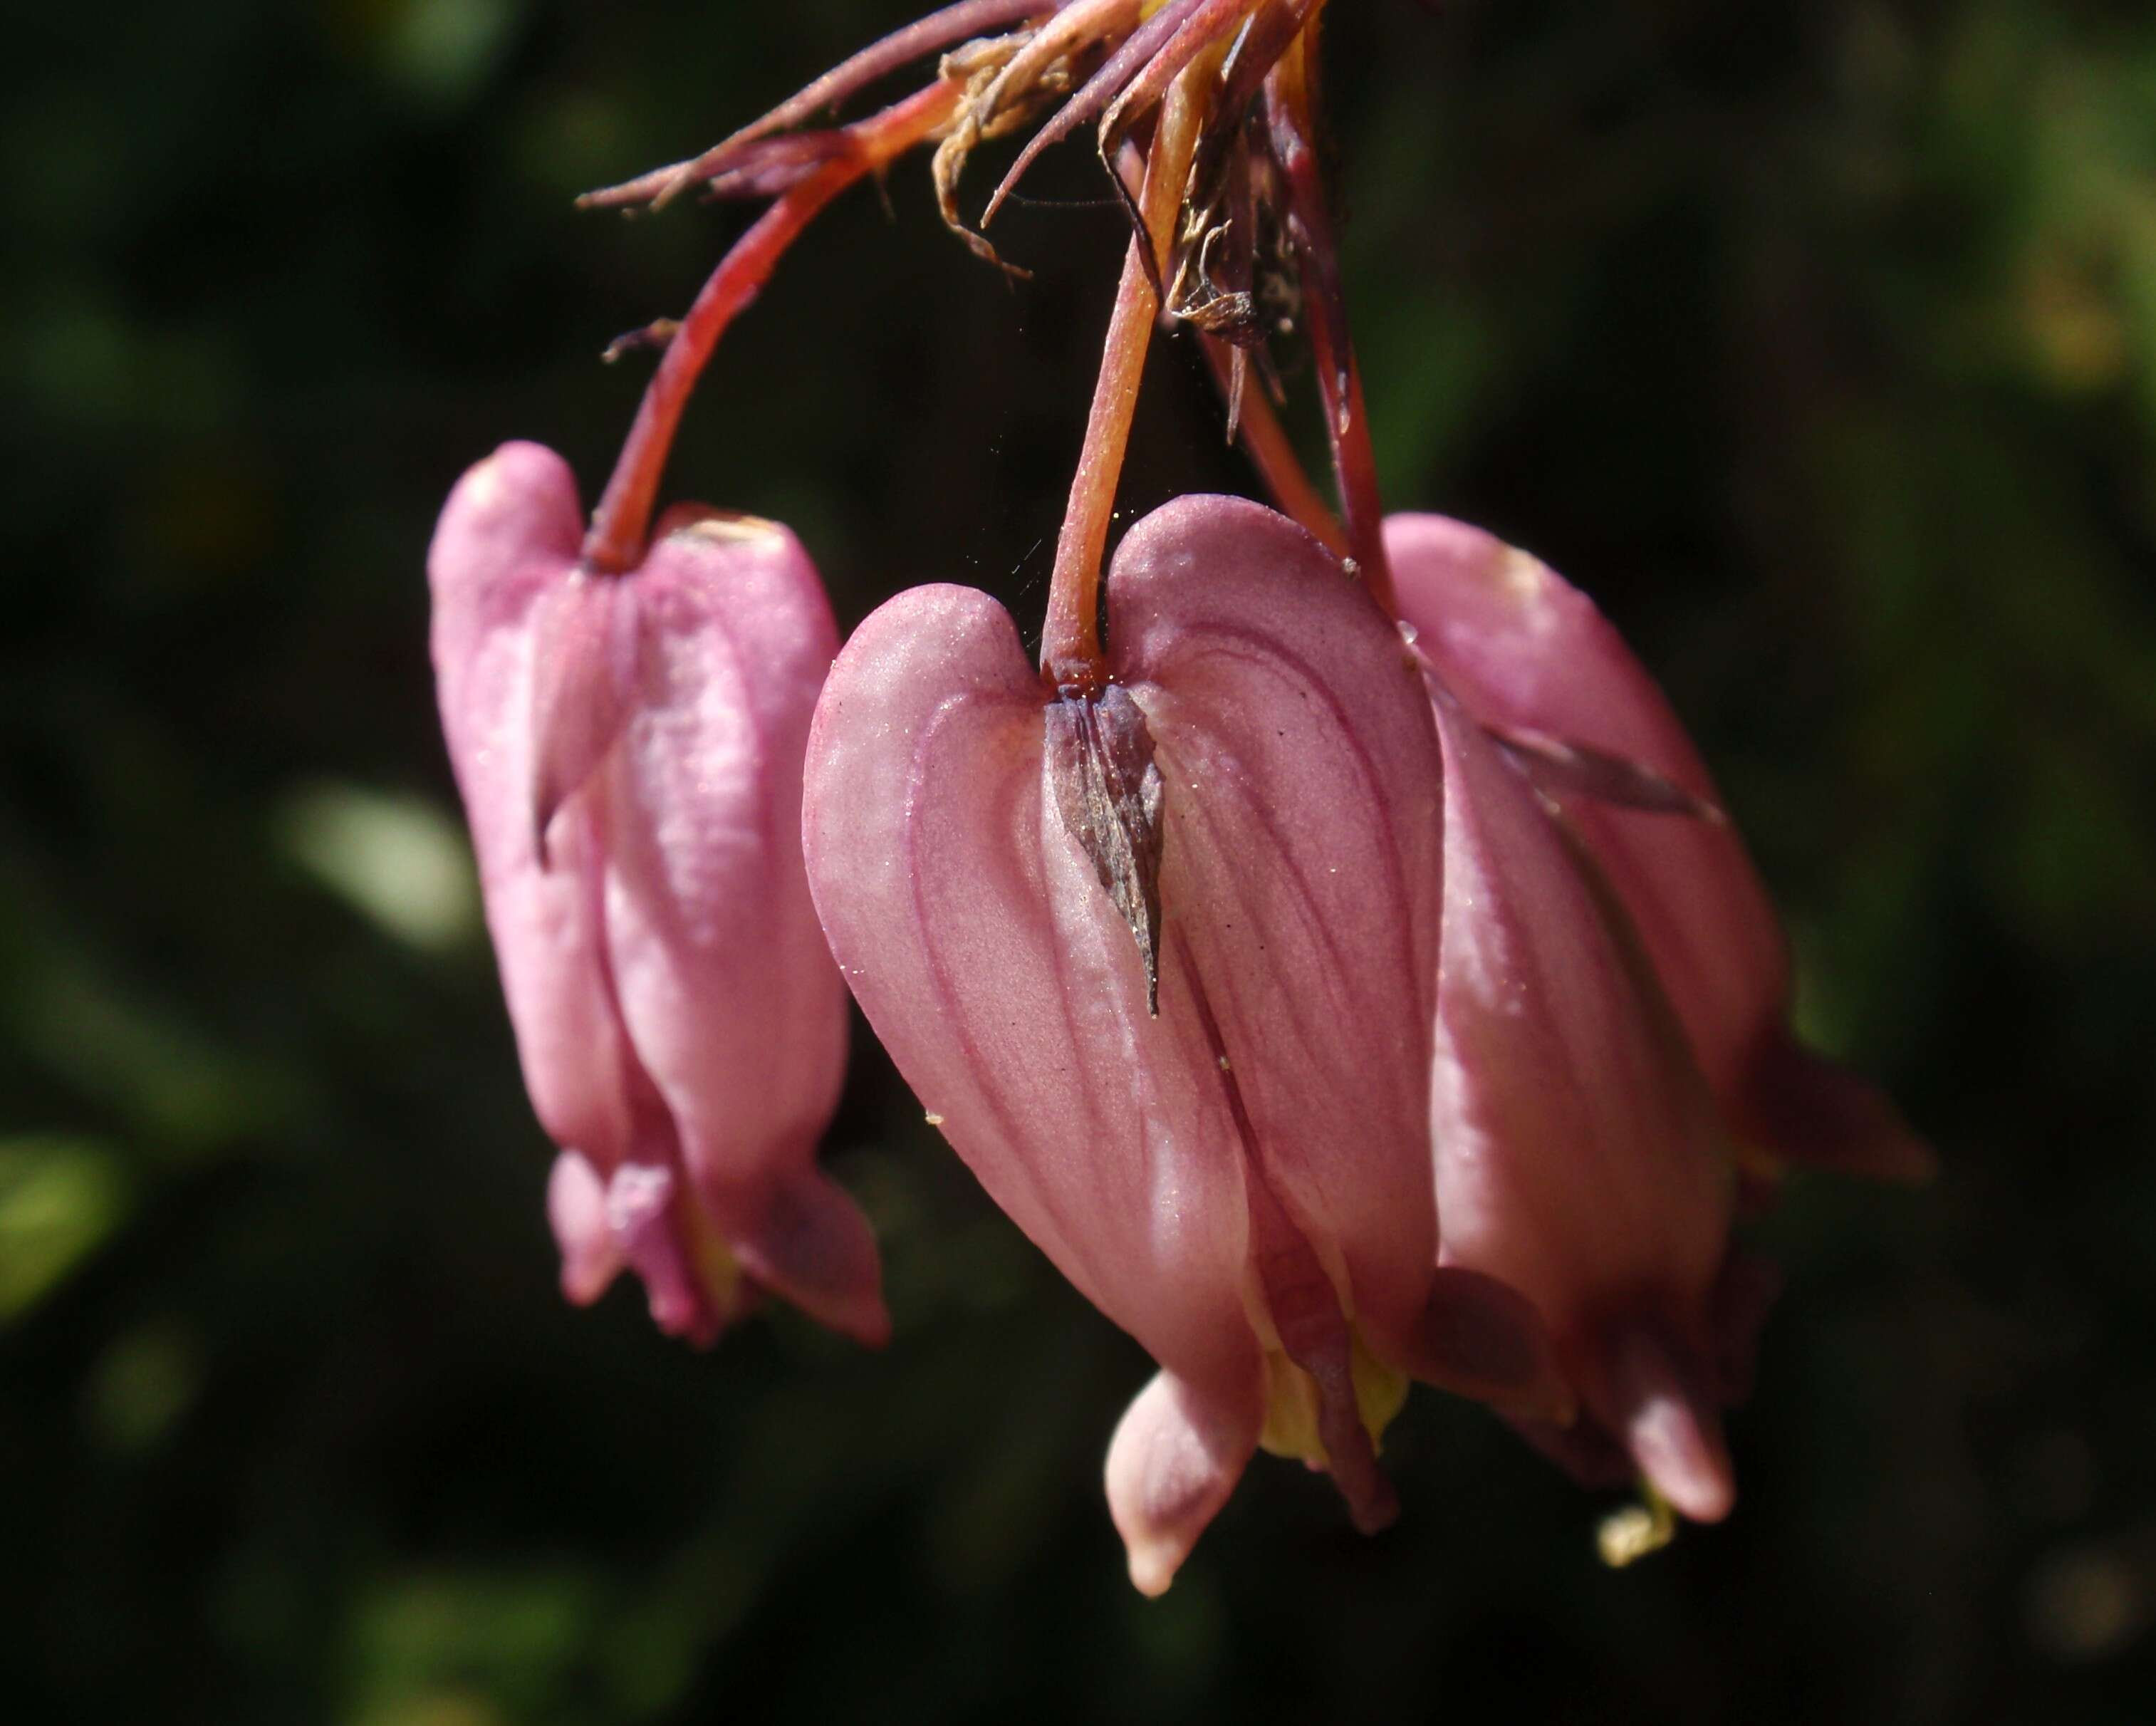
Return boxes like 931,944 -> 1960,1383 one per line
5,0 -> 2155,1720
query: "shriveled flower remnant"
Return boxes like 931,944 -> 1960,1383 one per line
427,0 -> 1931,1593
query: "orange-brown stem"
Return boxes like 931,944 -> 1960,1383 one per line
1195,332 -> 1350,558
1041,57 -> 1212,690
583,80 -> 962,573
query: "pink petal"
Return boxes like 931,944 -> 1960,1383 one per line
546,1148 -> 625,1306
806,581 -> 1259,1387
1105,1364 -> 1265,1597
1388,512 -> 1933,1184
598,508 -> 882,1343
429,443 -> 636,1168
1110,497 -> 1447,1382
1395,1266 -> 1573,1421
1741,1029 -> 1937,1182
1603,1329 -> 1735,1523
604,1157 -> 728,1348
722,1166 -> 890,1348
1427,680 -> 1736,1512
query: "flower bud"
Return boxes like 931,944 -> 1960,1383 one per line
429,442 -> 885,1346
1387,513 -> 1933,1185
803,496 -> 1564,1593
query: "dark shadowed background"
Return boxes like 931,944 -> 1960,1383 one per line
6,1 -> 2155,1720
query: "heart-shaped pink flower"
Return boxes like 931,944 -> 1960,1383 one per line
429,441 -> 885,1346
803,494 -> 1566,1593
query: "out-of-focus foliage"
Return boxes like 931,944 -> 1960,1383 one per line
2,1 -> 2152,1720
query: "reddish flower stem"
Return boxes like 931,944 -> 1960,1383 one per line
1265,26 -> 1395,614
1040,57 -> 1212,690
1195,332 -> 1351,558
583,80 -> 964,573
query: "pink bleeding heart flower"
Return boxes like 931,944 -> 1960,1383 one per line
428,440 -> 886,1348
1386,513 -> 1934,1187
803,494 -> 1567,1595
1426,677 -> 1739,1521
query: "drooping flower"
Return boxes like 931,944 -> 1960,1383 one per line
802,494 -> 1566,1594
429,440 -> 885,1347
1425,677 -> 1739,1520
1387,513 -> 1934,1186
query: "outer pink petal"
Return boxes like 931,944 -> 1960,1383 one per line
428,442 -> 635,1168
1429,682 -> 1735,1517
1109,496 -> 1447,1385
600,1159 -> 719,1344
1105,1363 -> 1266,1597
1605,1331 -> 1735,1523
547,1148 -> 625,1305
599,509 -> 882,1343
803,583 -> 1259,1388
1739,1031 -> 1934,1182
1387,513 -> 1932,1183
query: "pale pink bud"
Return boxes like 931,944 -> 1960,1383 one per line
1428,681 -> 1738,1520
428,442 -> 885,1346
803,495 -> 1565,1594
1387,513 -> 1934,1186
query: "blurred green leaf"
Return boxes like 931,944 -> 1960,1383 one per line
342,1568 -> 600,1726
276,779 -> 482,955
0,1134 -> 130,1321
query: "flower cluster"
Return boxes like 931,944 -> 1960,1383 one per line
428,1 -> 1930,1594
